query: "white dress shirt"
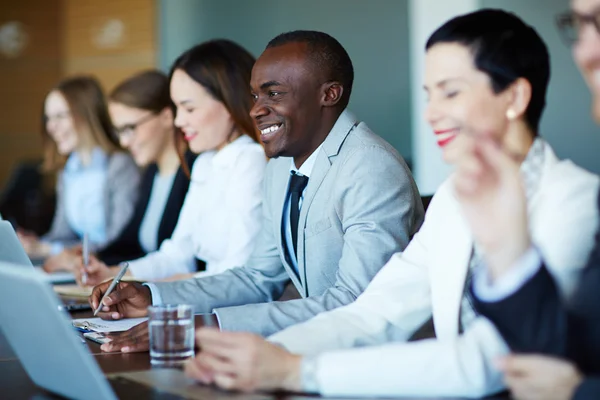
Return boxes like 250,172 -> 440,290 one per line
473,247 -> 543,301
45,148 -> 108,254
282,144 -> 323,272
129,135 -> 266,281
138,171 -> 176,253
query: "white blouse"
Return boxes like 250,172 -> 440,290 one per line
128,135 -> 266,281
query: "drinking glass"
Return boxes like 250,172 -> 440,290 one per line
148,304 -> 194,368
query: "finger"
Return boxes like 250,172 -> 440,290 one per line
197,352 -> 239,375
213,373 -> 239,391
103,283 -> 138,306
196,328 -> 245,348
499,354 -> 545,376
100,339 -> 148,353
96,310 -> 123,320
89,281 -> 111,309
196,333 -> 247,359
100,327 -> 149,352
185,358 -> 214,385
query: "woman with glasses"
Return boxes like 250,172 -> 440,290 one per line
20,76 -> 140,271
78,40 -> 266,285
92,70 -> 196,266
453,1 -> 600,399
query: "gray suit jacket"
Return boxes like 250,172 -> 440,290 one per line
153,110 -> 424,336
42,152 -> 140,252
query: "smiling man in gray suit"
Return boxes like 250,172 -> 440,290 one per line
90,30 -> 423,349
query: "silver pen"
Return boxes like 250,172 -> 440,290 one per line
81,233 -> 89,285
93,262 -> 129,317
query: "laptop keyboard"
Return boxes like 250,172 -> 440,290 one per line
108,376 -> 192,399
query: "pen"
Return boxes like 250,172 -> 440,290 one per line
81,232 -> 89,286
93,262 -> 129,317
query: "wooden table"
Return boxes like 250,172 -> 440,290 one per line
0,308 -> 509,399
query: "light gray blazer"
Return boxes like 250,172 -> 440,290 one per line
42,152 -> 140,252
153,110 -> 424,336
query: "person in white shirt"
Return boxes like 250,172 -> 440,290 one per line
80,40 -> 266,284
183,10 -> 600,398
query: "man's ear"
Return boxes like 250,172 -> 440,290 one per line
320,81 -> 344,107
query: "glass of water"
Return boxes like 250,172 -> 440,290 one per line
148,304 -> 194,368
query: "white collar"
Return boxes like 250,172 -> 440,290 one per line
289,143 -> 324,178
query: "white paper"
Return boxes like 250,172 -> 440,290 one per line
72,317 -> 147,333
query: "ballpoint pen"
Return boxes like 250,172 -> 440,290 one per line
93,262 -> 129,317
81,232 -> 89,286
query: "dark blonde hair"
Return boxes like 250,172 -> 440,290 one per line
109,70 -> 172,113
42,76 -> 119,172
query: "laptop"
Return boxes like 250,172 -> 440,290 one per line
0,220 -> 75,284
0,262 -> 194,400
0,221 -> 90,311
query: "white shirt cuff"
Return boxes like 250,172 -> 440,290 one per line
473,246 -> 542,302
45,241 -> 64,255
143,283 -> 163,305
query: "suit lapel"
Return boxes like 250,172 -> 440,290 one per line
296,110 -> 359,294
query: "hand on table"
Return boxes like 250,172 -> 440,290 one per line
497,354 -> 583,400
100,321 -> 150,353
89,280 -> 151,320
75,255 -> 115,287
452,136 -> 531,281
17,230 -> 51,259
185,329 -> 302,392
43,247 -> 81,273
99,314 -> 218,353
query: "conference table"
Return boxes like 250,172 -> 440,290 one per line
0,303 -> 510,400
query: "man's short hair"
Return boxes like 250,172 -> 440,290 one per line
267,30 -> 354,108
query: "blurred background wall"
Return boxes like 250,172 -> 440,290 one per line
0,0 -> 156,187
0,0 -> 596,195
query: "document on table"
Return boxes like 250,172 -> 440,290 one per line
72,317 -> 147,333
54,284 -> 92,298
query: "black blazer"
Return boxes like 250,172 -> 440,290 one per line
471,190 -> 600,400
97,152 -> 196,265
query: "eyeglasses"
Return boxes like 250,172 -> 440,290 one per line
44,111 -> 71,123
113,112 -> 157,141
556,10 -> 600,45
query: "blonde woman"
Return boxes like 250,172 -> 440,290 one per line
19,76 -> 140,271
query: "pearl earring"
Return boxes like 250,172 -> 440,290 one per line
506,109 -> 517,120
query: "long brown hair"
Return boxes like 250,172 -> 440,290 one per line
169,40 -> 260,176
41,76 -> 119,172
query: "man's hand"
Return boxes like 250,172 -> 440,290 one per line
98,315 -> 218,353
75,255 -> 115,287
100,321 -> 150,353
185,329 -> 302,392
497,354 -> 583,400
453,137 -> 531,281
89,281 -> 152,320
